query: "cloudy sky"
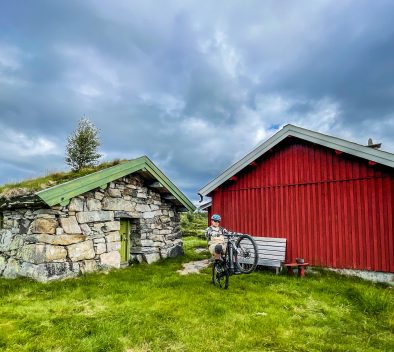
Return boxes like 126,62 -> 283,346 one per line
1,0 -> 393,202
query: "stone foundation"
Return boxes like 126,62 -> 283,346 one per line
328,268 -> 394,285
0,175 -> 183,282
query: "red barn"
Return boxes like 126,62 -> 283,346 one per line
199,125 -> 394,273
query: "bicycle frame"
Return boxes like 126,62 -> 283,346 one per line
223,233 -> 241,275
212,232 -> 258,289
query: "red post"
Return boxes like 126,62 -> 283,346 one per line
299,266 -> 305,278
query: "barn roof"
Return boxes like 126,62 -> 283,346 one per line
199,124 -> 394,197
1,156 -> 195,212
198,201 -> 211,212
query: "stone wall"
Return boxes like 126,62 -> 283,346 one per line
0,175 -> 183,282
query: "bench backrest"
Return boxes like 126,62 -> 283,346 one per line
252,236 -> 287,268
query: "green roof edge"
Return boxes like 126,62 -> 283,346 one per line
36,156 -> 195,212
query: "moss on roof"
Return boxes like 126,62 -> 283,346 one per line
0,160 -> 127,197
0,157 -> 196,212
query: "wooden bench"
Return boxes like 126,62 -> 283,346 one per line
253,236 -> 287,274
284,262 -> 309,278
238,236 -> 287,274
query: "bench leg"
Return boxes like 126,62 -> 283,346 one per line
287,267 -> 294,276
298,266 -> 305,278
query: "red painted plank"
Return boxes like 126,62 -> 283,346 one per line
210,141 -> 394,273
388,177 -> 394,272
377,177 -> 386,271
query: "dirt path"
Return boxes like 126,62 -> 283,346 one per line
177,259 -> 210,275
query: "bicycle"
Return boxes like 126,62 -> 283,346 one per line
211,232 -> 259,289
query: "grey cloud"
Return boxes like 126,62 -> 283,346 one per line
1,0 -> 394,201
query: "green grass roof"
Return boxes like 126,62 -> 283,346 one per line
1,157 -> 195,212
0,160 -> 126,196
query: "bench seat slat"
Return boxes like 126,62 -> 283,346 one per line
253,237 -> 286,243
243,246 -> 285,254
245,235 -> 287,273
252,241 -> 286,247
256,254 -> 284,261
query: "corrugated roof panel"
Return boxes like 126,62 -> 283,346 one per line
36,156 -> 195,212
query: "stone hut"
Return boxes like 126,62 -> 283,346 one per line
0,156 -> 195,282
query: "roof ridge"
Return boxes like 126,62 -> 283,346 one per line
35,156 -> 195,212
286,124 -> 394,156
199,124 -> 394,197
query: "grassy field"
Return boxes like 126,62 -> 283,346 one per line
0,235 -> 393,352
180,213 -> 207,238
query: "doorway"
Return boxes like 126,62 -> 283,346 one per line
119,218 -> 141,264
119,219 -> 131,264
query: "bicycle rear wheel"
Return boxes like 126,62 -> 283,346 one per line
235,235 -> 258,274
212,260 -> 229,289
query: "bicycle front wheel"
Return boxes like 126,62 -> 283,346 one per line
212,260 -> 229,289
235,235 -> 258,274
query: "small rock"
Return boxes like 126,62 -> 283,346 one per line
254,312 -> 268,316
144,252 -> 161,264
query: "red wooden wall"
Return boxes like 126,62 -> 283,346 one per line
209,138 -> 394,273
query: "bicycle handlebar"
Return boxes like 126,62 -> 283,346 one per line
223,232 -> 242,237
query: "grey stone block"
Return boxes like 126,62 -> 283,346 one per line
69,198 -> 84,212
108,188 -> 121,198
67,240 -> 95,261
3,258 -> 21,278
0,256 -> 7,273
144,252 -> 160,264
20,262 -> 80,282
100,251 -> 121,268
60,216 -> 81,234
0,230 -> 13,251
76,211 -> 114,224
167,244 -> 184,258
102,198 -> 135,211
87,199 -> 102,211
30,218 -> 58,234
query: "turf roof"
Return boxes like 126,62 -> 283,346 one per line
1,157 -> 195,212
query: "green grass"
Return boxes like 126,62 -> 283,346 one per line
1,236 -> 393,352
0,159 -> 128,195
180,213 -> 207,238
